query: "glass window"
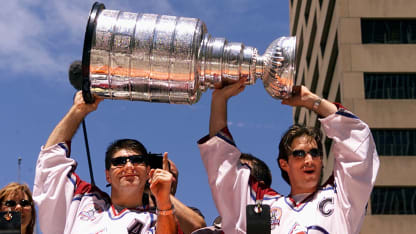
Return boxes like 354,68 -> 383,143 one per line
371,129 -> 416,156
362,19 -> 416,44
364,73 -> 416,99
320,0 -> 336,54
371,186 -> 416,215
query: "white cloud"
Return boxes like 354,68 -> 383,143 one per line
0,0 -> 176,83
228,121 -> 278,130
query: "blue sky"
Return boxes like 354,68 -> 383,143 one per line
0,0 -> 293,229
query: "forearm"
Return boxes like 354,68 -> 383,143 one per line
282,86 -> 338,117
302,93 -> 337,117
45,106 -> 85,148
170,195 -> 206,234
209,96 -> 227,137
156,211 -> 177,234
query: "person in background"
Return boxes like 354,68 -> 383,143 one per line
145,156 -> 207,234
0,182 -> 36,234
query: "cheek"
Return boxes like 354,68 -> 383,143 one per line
24,208 -> 32,214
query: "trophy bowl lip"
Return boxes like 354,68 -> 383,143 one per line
81,2 -> 106,104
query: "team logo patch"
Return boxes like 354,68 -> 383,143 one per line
79,203 -> 104,221
270,207 -> 282,229
289,222 -> 307,234
318,197 -> 334,217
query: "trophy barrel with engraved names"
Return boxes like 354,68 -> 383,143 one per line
82,2 -> 296,104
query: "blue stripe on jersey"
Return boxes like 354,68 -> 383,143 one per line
107,208 -> 130,220
58,142 -> 69,157
150,213 -> 156,233
67,173 -> 76,186
72,193 -> 103,202
307,225 -> 329,234
336,110 -> 358,119
216,132 -> 236,147
284,197 -> 309,212
318,186 -> 335,192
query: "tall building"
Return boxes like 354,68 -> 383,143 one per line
289,0 -> 416,232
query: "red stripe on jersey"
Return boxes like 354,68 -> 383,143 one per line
72,173 -> 111,202
248,176 -> 280,200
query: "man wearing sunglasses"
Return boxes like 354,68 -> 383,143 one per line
198,80 -> 379,234
33,91 -> 176,234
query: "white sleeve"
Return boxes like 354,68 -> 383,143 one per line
33,143 -> 78,234
198,135 -> 251,234
321,111 -> 380,233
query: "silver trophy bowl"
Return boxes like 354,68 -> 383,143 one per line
82,2 -> 296,104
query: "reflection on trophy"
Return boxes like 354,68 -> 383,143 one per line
82,2 -> 296,104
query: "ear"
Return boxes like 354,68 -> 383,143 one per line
279,159 -> 289,172
105,170 -> 111,184
145,165 -> 151,180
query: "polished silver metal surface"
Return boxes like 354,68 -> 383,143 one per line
84,5 -> 296,104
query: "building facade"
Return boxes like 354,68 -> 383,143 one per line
289,0 -> 416,232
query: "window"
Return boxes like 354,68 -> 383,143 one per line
292,0 -> 303,35
322,34 -> 338,99
320,0 -> 336,54
364,73 -> 416,99
304,0 -> 312,24
371,129 -> 416,156
324,137 -> 332,159
306,16 -> 317,67
371,186 -> 416,215
294,106 -> 301,123
295,32 -> 304,83
361,19 -> 416,44
310,63 -> 319,93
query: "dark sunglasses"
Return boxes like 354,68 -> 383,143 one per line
3,199 -> 32,207
291,148 -> 322,159
110,155 -> 147,167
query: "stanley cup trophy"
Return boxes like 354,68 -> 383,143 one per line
81,2 -> 296,104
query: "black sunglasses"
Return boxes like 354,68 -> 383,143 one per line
3,199 -> 32,207
291,148 -> 322,159
110,155 -> 148,167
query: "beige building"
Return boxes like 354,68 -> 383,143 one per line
289,0 -> 416,233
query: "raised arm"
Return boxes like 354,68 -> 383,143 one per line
45,91 -> 102,148
281,85 -> 337,117
34,91 -> 102,233
209,78 -> 246,137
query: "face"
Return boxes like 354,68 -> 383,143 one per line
279,135 -> 322,195
1,191 -> 32,231
105,149 -> 150,192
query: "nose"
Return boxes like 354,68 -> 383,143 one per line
124,159 -> 134,168
14,204 -> 23,211
304,154 -> 313,165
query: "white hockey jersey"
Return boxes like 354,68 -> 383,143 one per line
198,110 -> 379,234
33,142 -> 157,234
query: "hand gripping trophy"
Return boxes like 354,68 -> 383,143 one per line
81,2 -> 296,104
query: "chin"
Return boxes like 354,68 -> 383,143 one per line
304,179 -> 320,189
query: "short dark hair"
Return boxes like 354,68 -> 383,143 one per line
105,139 -> 148,170
240,153 -> 272,188
277,124 -> 323,185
